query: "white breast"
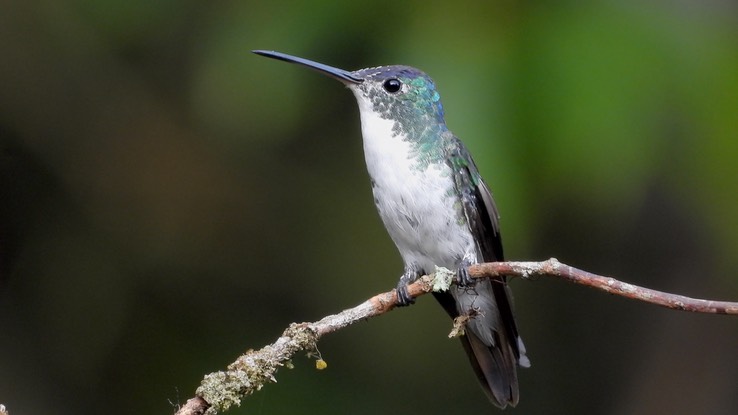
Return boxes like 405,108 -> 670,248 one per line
354,99 -> 477,272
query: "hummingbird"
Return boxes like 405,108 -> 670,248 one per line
253,50 -> 530,408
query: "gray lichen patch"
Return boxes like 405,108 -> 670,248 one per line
432,266 -> 455,292
196,324 -> 319,414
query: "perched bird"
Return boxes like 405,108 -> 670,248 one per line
253,50 -> 530,408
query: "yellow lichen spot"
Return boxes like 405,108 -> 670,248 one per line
315,359 -> 328,370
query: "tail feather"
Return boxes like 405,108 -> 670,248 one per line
461,330 -> 519,408
433,282 -> 528,408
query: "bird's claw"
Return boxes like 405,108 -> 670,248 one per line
396,285 -> 415,306
457,267 -> 475,287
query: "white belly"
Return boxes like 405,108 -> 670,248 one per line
358,108 -> 476,272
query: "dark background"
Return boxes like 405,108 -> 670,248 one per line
2,1 -> 737,414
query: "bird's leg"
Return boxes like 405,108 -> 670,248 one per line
456,259 -> 475,287
396,264 -> 424,306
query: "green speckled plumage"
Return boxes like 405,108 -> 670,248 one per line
354,66 -> 452,170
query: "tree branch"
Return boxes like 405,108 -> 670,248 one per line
173,258 -> 738,415
468,258 -> 738,314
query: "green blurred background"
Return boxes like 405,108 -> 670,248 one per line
1,1 -> 738,414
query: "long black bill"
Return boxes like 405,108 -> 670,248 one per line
252,50 -> 364,84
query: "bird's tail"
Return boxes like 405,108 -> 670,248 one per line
433,284 -> 529,408
459,329 -> 525,408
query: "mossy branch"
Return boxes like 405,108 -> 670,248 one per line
173,258 -> 738,415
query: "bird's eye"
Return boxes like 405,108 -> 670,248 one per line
383,79 -> 402,93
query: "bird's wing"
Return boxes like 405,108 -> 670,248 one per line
445,134 -> 527,346
443,134 -> 530,406
444,133 -> 504,262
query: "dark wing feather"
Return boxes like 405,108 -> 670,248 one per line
443,134 -> 504,261
446,134 -> 523,345
441,134 -> 529,407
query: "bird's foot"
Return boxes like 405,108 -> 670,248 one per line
457,266 -> 475,287
395,265 -> 423,306
395,284 -> 415,306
